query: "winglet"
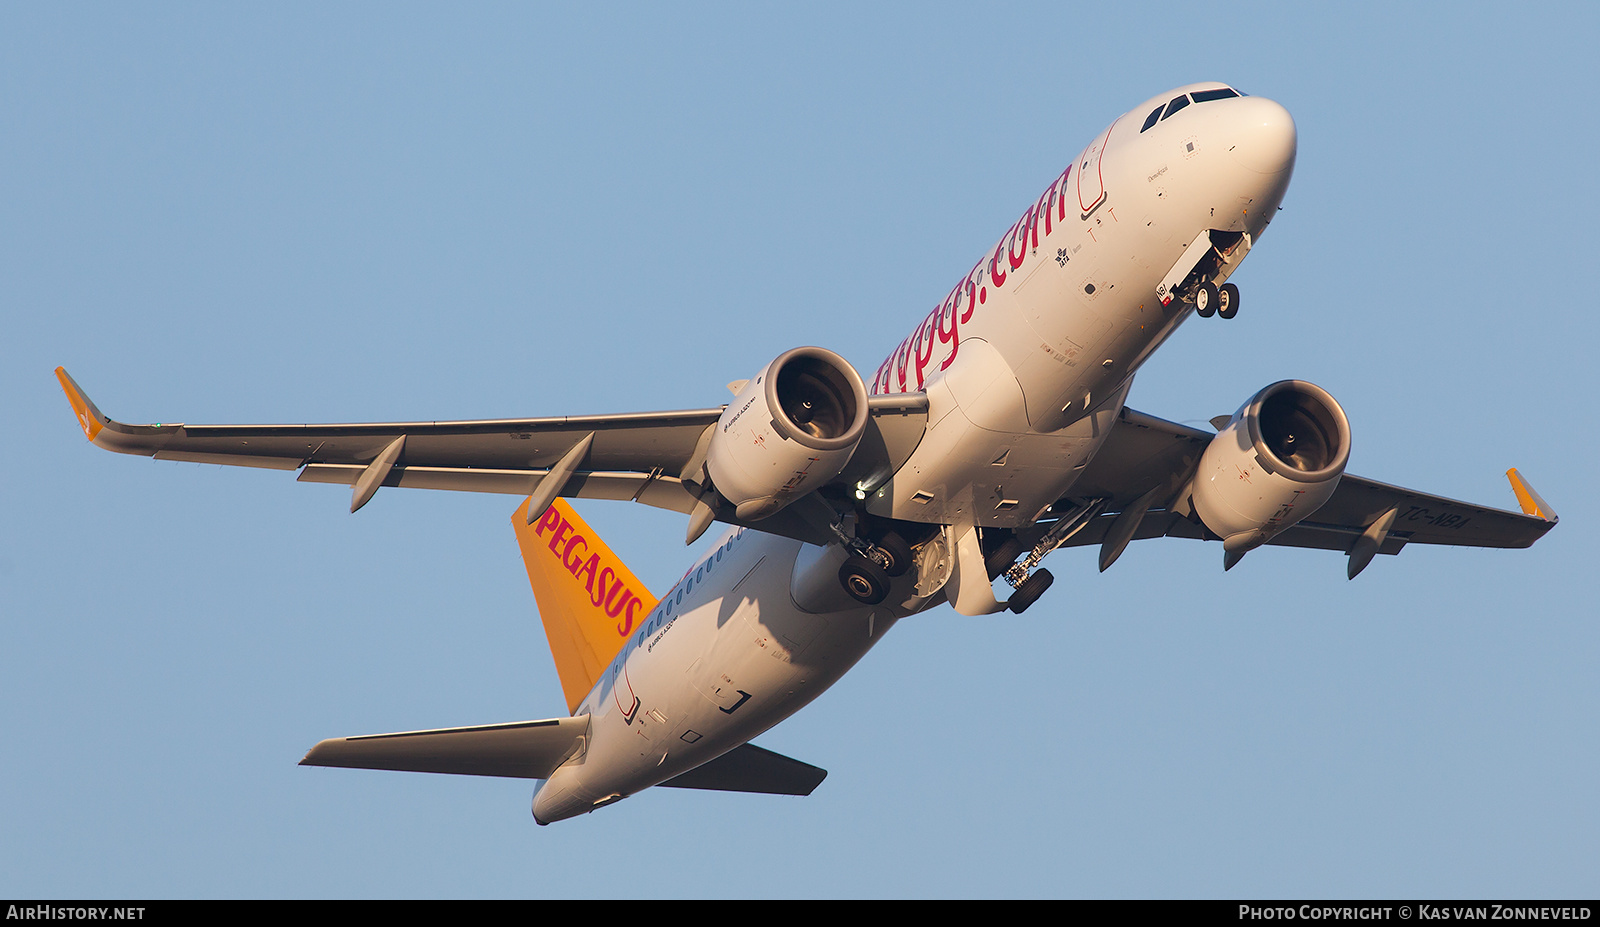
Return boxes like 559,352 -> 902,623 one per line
55,367 -> 106,442
1507,469 -> 1557,523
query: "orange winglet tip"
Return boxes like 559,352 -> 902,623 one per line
55,366 -> 104,442
1507,468 -> 1557,522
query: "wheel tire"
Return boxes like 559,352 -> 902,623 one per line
984,536 -> 1027,580
1007,568 -> 1054,614
839,556 -> 890,605
874,530 -> 914,578
1194,281 -> 1219,318
1218,283 -> 1240,320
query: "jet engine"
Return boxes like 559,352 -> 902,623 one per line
705,346 -> 869,521
1190,380 -> 1351,554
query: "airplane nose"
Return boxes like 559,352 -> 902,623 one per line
1228,97 -> 1297,175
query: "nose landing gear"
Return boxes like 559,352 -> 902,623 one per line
1193,281 -> 1241,319
1217,282 -> 1240,319
1194,281 -> 1219,317
1193,280 -> 1240,319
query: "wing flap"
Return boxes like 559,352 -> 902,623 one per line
299,715 -> 589,779
153,450 -> 304,470
658,743 -> 827,796
298,464 -> 700,513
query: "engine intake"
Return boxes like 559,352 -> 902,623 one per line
706,347 -> 869,521
1191,380 -> 1351,552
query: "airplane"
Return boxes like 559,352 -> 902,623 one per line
56,82 -> 1557,824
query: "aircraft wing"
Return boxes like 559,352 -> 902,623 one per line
1041,405 -> 1556,571
56,367 -> 928,541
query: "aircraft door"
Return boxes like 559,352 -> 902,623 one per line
1075,119 -> 1119,218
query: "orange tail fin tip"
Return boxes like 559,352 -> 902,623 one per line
512,497 -> 658,714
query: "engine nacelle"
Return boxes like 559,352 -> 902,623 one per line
1191,380 -> 1351,552
706,346 -> 869,521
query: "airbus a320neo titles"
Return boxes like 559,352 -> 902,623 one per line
59,84 -> 1556,824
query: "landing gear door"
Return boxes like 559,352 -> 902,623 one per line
1076,119 -> 1118,219
1156,229 -> 1253,306
1157,230 -> 1215,307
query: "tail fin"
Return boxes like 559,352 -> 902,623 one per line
513,497 -> 658,714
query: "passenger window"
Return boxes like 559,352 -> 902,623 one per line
1141,105 -> 1163,132
1161,96 -> 1190,121
1191,88 -> 1239,103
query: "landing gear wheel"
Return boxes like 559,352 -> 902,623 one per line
985,536 -> 1027,580
1194,281 -> 1219,318
839,556 -> 890,605
1007,568 -> 1054,614
1218,283 -> 1240,320
874,530 -> 913,578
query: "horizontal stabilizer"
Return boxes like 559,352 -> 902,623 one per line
299,715 -> 589,780
659,743 -> 827,796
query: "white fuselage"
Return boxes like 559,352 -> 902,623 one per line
533,84 -> 1297,823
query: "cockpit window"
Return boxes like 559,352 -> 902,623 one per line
1142,87 -> 1242,133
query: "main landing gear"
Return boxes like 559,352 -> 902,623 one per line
1007,569 -> 1055,614
980,533 -> 1052,613
838,529 -> 913,606
984,499 -> 1106,614
1193,281 -> 1240,320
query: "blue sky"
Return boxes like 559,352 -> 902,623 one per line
4,2 -> 1597,898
